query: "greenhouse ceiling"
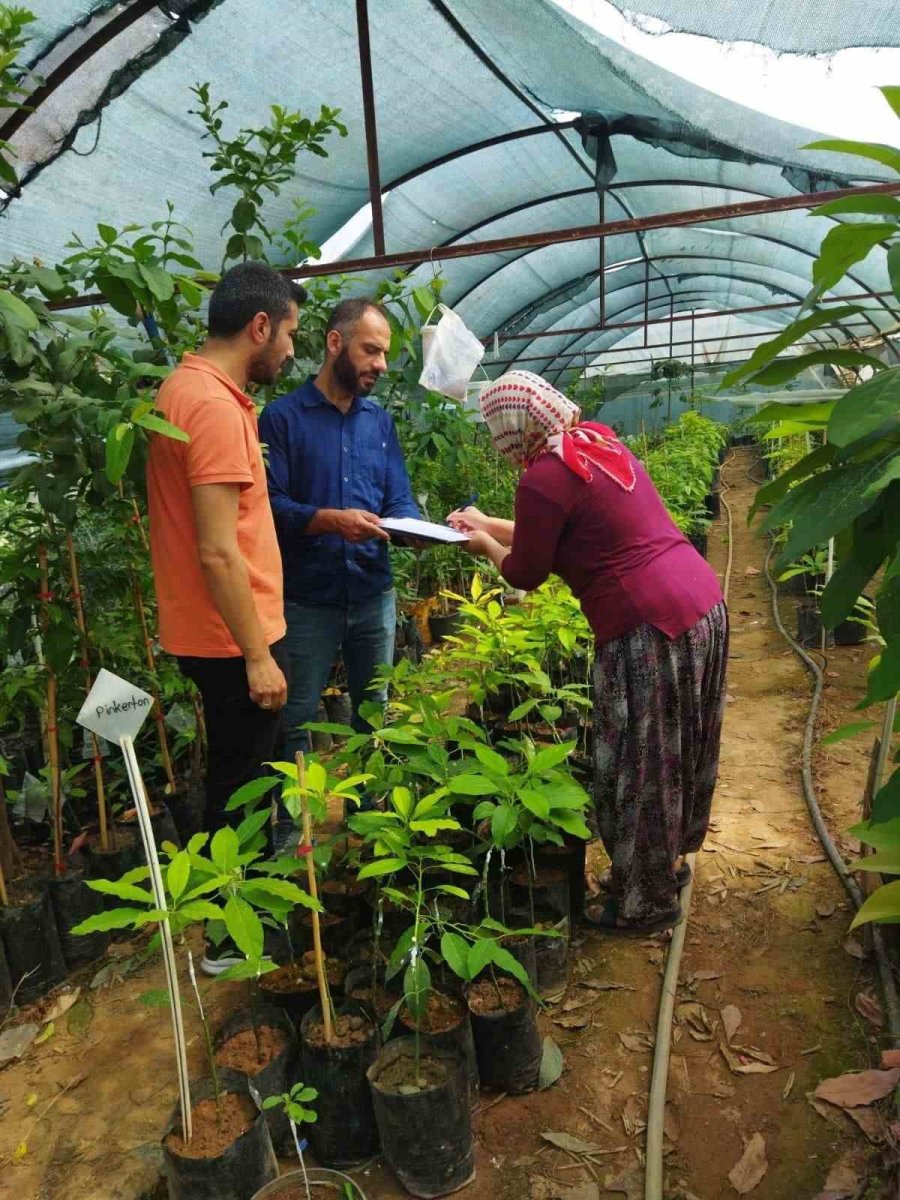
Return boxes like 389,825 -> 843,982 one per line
2,0 -> 899,381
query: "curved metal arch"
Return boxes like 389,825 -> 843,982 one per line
491,255 -> 859,361
452,219 -> 890,337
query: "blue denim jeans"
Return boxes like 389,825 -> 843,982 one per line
283,590 -> 396,762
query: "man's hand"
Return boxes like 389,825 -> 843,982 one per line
247,651 -> 288,711
334,509 -> 391,543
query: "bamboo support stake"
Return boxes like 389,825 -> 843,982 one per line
0,855 -> 7,907
65,533 -> 111,851
37,542 -> 64,875
295,751 -> 333,1044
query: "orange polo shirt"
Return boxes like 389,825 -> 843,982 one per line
147,353 -> 285,658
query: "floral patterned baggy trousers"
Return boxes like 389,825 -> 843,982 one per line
592,602 -> 729,923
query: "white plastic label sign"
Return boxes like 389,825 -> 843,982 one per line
76,669 -> 154,747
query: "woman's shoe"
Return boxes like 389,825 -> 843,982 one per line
583,898 -> 683,937
596,863 -> 692,895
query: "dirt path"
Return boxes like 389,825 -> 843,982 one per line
0,447 -> 887,1200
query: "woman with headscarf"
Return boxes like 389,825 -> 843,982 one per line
448,371 -> 727,936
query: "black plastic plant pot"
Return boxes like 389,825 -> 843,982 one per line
300,1001 -> 380,1168
213,1005 -> 298,1156
797,603 -> 834,649
428,611 -> 462,644
534,838 -> 587,924
689,532 -> 708,559
367,1037 -> 475,1199
524,910 -> 570,998
296,911 -> 352,957
398,992 -> 479,1100
116,799 -> 181,850
319,877 -> 371,928
252,1167 -> 369,1199
499,932 -> 538,989
834,617 -> 867,646
704,490 -> 721,519
259,958 -> 346,1028
48,869 -> 109,968
510,864 -> 570,923
466,977 -> 542,1095
0,879 -> 66,1004
162,1069 -> 278,1200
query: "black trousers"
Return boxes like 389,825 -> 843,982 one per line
177,639 -> 289,835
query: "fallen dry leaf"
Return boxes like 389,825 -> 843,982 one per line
815,1068 -> 900,1109
619,1031 -> 653,1053
676,1001 -> 714,1040
842,936 -> 866,961
816,902 -> 836,918
563,1186 -> 600,1200
853,992 -> 883,1029
578,980 -> 635,993
42,988 -> 81,1024
815,1149 -> 867,1199
563,997 -> 591,1012
601,1169 -> 643,1200
663,1104 -> 680,1144
554,1013 -> 591,1030
721,1005 -> 742,1043
0,1023 -> 39,1069
783,1071 -> 795,1100
845,1105 -> 885,1143
690,970 -> 723,982
720,1043 -> 778,1075
621,1094 -> 645,1137
881,1049 -> 900,1070
540,1131 -> 603,1155
729,1133 -> 768,1194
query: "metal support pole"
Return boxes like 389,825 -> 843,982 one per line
690,311 -> 695,392
599,189 -> 606,330
643,258 -> 650,348
355,0 -> 385,257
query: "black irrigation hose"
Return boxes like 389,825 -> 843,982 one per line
763,536 -> 900,1048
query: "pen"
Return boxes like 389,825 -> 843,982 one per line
458,491 -> 479,510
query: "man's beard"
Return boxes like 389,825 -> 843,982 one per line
249,344 -> 291,386
334,347 -> 378,396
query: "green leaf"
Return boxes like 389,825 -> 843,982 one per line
849,816 -> 900,849
529,741 -> 576,775
241,877 -> 318,909
385,925 -> 417,982
748,443 -> 836,522
104,422 -> 135,485
804,138 -> 900,174
849,850 -> 900,875
231,198 -> 256,233
222,894 -> 263,960
508,699 -> 538,721
436,884 -> 470,901
811,223 -> 896,297
210,825 -> 239,872
850,879 -> 900,929
828,365 -> 900,448
549,809 -> 591,839
864,640 -> 900,706
85,878 -> 154,905
235,807 -> 272,847
519,788 -> 550,821
403,957 -> 431,1021
720,307 -> 862,388
71,907 -> 150,935
167,852 -> 191,902
409,817 -> 460,836
821,720 -> 876,746
474,745 -> 509,776
440,932 -> 471,980
491,804 -> 518,845
96,271 -> 137,317
215,957 -> 278,982
490,944 -> 534,994
357,857 -> 405,881
820,507 -> 890,628
138,263 -> 176,302
881,86 -> 900,119
538,1036 -> 564,1089
872,768 -> 900,826
139,988 -> 171,1008
752,351 -> 884,390
390,787 -> 414,819
132,412 -> 190,442
812,195 -> 900,218
466,936 -> 497,979
97,223 -> 117,244
225,775 -> 279,811
889,243 -> 900,302
176,900 -> 224,924
448,774 -> 495,796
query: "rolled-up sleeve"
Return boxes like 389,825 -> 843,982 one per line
259,404 -> 318,536
501,480 -> 568,592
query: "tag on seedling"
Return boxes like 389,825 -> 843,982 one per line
76,669 -> 153,747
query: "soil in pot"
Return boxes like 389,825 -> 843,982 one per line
48,869 -> 109,968
116,799 -> 180,849
301,1005 -> 380,1167
344,963 -> 400,1021
251,1175 -> 361,1200
399,990 -> 478,1098
466,976 -> 541,1095
215,1008 -> 297,1155
368,1037 -> 475,1198
162,1070 -> 277,1200
0,877 -> 66,1004
510,864 -> 569,922
259,954 -> 346,1024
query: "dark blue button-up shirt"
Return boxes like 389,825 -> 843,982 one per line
258,377 -> 420,606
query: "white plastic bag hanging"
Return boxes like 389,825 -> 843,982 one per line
419,304 -> 484,401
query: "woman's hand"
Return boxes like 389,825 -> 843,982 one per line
459,529 -> 494,558
447,504 -> 489,533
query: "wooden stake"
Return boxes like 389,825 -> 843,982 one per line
0,853 -> 8,907
296,751 -> 333,1043
65,533 -> 111,851
37,542 -> 64,876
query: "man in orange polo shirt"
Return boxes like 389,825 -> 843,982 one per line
147,262 -> 304,970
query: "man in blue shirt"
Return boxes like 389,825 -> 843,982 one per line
259,297 -> 420,778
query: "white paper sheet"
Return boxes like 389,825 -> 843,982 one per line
381,517 -> 470,545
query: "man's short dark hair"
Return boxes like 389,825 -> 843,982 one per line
326,296 -> 390,341
208,262 -> 307,338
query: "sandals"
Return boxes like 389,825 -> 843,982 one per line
596,863 -> 692,896
583,898 -> 683,937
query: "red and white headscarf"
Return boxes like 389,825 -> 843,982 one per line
479,370 -> 635,491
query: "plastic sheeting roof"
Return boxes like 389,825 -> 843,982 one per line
2,0 -> 899,382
